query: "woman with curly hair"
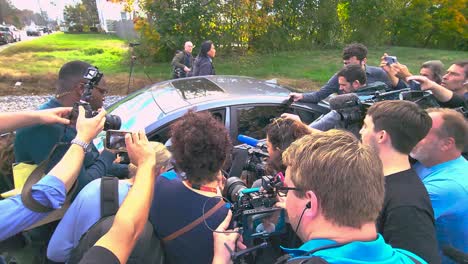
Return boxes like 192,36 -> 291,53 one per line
149,111 -> 232,264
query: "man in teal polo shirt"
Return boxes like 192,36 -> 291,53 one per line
14,61 -> 117,191
213,130 -> 426,264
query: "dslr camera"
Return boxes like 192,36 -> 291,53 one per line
69,66 -> 121,131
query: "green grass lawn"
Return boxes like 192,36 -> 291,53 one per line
0,32 -> 466,95
1,32 -> 128,75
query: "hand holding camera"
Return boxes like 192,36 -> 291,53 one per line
213,211 -> 247,264
69,66 -> 121,131
37,107 -> 73,125
125,131 -> 156,168
75,106 -> 107,144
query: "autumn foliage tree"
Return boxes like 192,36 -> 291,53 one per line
111,0 -> 467,61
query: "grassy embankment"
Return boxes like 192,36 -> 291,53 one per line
0,32 -> 466,96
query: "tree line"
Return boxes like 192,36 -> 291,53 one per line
0,0 -> 47,28
112,0 -> 466,62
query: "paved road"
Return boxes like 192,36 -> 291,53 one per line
0,30 -> 46,53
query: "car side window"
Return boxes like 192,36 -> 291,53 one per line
235,105 -> 292,140
148,108 -> 226,144
293,107 -> 321,125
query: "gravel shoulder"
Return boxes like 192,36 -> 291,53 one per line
0,95 -> 124,112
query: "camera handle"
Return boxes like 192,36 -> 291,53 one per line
225,240 -> 269,261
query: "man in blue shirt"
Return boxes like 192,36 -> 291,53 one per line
411,108 -> 468,264
14,61 -> 117,191
289,43 -> 406,104
213,130 -> 427,263
47,142 -> 171,263
0,106 -> 107,241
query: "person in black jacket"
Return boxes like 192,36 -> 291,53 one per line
192,40 -> 216,76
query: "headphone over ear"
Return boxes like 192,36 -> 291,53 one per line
306,201 -> 311,209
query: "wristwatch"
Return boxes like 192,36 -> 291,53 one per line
71,138 -> 92,153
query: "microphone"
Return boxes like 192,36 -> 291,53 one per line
237,135 -> 259,147
328,93 -> 360,111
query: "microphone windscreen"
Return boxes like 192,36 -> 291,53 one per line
329,93 -> 360,111
237,134 -> 259,147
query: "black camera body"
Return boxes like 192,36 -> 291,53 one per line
222,176 -> 286,244
69,67 -> 121,131
334,88 -> 440,128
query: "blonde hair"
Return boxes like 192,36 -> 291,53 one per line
282,129 -> 384,228
128,142 -> 171,177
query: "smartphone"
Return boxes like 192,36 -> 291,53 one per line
241,207 -> 286,241
385,56 -> 398,65
105,130 -> 131,152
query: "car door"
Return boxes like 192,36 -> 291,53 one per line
229,103 -> 325,143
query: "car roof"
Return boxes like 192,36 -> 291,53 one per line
146,75 -> 291,113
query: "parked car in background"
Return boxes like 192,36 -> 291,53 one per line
26,26 -> 41,36
42,27 -> 52,34
8,25 -> 21,42
94,75 -> 330,150
0,26 -> 14,44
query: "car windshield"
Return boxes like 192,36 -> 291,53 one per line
0,27 -> 9,31
93,90 -> 164,150
151,78 -> 225,113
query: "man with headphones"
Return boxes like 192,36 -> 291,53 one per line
212,130 -> 427,263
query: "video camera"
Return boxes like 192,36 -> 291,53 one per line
228,135 -> 269,184
69,66 -> 121,131
223,135 -> 287,246
330,88 -> 440,127
222,175 -> 286,245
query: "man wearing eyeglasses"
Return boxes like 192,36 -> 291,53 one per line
212,130 -> 427,264
15,61 -> 116,192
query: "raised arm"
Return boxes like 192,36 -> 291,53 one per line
407,75 -> 454,103
85,131 -> 157,263
48,106 -> 106,191
0,107 -> 72,134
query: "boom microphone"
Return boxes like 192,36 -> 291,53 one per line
329,93 -> 360,111
237,135 -> 259,147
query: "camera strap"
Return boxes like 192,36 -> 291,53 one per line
162,199 -> 225,242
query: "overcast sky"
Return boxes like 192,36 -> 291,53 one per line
9,0 -> 123,21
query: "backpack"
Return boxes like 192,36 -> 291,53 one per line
68,177 -> 164,264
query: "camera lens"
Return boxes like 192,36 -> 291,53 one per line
104,114 -> 122,131
222,177 -> 247,203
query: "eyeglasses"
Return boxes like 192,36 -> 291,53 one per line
95,86 -> 109,95
276,186 -> 303,197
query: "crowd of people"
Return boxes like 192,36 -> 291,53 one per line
0,42 -> 466,264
